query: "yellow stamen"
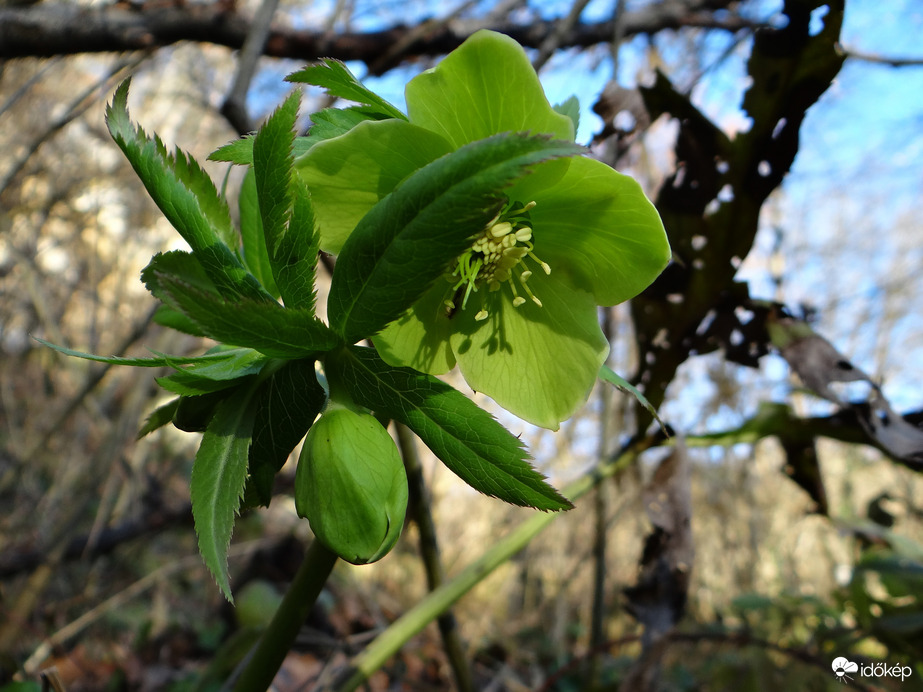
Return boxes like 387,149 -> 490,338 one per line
443,200 -> 551,318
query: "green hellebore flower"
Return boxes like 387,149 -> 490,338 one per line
297,30 -> 670,430
295,404 -> 408,564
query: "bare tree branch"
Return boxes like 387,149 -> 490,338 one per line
0,0 -> 755,67
840,44 -> 923,67
221,0 -> 281,135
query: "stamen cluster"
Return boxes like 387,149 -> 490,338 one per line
445,201 -> 551,321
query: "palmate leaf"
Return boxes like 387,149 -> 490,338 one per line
191,383 -> 260,601
106,80 -> 270,302
286,59 -> 406,120
326,346 -> 572,511
252,93 -> 320,311
327,133 -> 582,343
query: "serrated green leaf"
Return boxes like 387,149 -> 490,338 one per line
328,133 -> 582,343
210,134 -> 316,167
106,80 -> 269,302
253,94 -> 298,265
157,347 -> 267,395
273,176 -> 320,311
157,373 -> 246,396
209,134 -> 257,165
142,250 -> 217,304
307,106 -> 389,142
138,397 -> 180,438
252,92 -> 320,311
172,390 -> 230,432
247,359 -> 327,507
154,272 -> 340,358
286,59 -> 406,120
326,346 -> 572,511
35,337 -> 248,369
191,384 -> 260,601
239,169 -> 278,296
153,304 -> 206,336
599,364 -> 666,433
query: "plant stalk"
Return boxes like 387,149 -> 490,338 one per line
396,422 -> 474,692
232,539 -> 338,692
333,437 -> 652,692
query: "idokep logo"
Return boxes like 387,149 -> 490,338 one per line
832,656 -> 913,684
832,658 -> 859,684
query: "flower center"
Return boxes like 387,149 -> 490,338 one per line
444,200 -> 551,321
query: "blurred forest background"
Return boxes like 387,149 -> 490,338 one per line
1,0 -> 923,690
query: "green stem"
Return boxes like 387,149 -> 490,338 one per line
334,438 -> 651,692
232,539 -> 338,692
396,423 -> 474,692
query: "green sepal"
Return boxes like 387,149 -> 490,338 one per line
286,59 -> 406,120
191,382 -> 261,601
446,269 -> 609,431
325,346 -> 573,511
327,133 -> 582,343
510,155 -> 670,307
295,119 -> 453,255
554,95 -> 580,134
246,359 -> 327,507
405,30 -> 575,148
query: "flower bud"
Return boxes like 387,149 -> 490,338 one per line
295,407 -> 407,564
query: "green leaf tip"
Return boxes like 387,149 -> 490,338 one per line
286,58 -> 406,120
106,79 -> 271,303
191,385 -> 261,601
599,365 -> 667,434
252,92 -> 321,312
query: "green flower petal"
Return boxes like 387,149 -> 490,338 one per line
513,156 -> 670,306
448,270 -> 609,430
406,30 -> 575,149
296,119 -> 452,253
374,283 -> 457,375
